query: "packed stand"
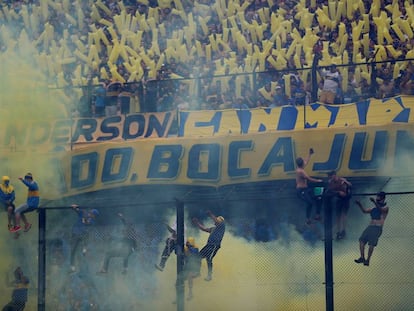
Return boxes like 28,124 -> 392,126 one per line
1,0 -> 414,114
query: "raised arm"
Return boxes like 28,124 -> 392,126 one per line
341,177 -> 352,187
355,200 -> 370,213
207,210 -> 219,222
302,154 -> 311,167
192,217 -> 211,233
303,148 -> 315,168
381,204 -> 389,215
166,223 -> 176,235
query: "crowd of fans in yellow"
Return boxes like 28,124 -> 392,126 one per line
2,0 -> 414,115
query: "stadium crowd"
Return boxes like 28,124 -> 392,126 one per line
2,0 -> 414,115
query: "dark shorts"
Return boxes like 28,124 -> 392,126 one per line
296,187 -> 313,204
199,243 -> 220,261
336,196 -> 351,214
359,225 -> 383,246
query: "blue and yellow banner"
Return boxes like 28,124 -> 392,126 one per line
3,96 -> 414,201
30,122 -> 414,200
178,95 -> 414,136
1,96 -> 413,150
0,111 -> 175,149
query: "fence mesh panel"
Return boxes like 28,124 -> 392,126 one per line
1,191 -> 413,310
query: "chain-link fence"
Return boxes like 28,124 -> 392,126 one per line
52,58 -> 414,117
333,192 -> 414,311
1,189 -> 412,311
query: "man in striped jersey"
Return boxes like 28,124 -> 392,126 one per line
192,211 -> 226,281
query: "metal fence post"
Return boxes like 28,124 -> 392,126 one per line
323,192 -> 334,311
311,54 -> 320,104
38,208 -> 46,311
176,199 -> 185,311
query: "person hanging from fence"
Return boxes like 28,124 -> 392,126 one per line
3,266 -> 29,311
97,213 -> 137,275
192,210 -> 226,281
69,204 -> 99,273
295,148 -> 323,225
327,171 -> 353,240
0,176 -> 16,231
155,222 -> 178,272
10,173 -> 40,234
354,192 -> 389,267
177,237 -> 201,301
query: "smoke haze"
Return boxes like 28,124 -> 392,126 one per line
0,3 -> 413,311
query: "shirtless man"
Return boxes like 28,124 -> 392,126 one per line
327,171 -> 352,240
296,148 -> 323,224
354,192 -> 389,266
